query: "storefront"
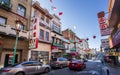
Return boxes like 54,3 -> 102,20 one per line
109,28 -> 120,65
51,45 -> 66,58
0,36 -> 28,68
29,43 -> 51,64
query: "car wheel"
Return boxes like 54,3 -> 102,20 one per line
45,68 -> 50,73
15,72 -> 25,75
60,65 -> 63,69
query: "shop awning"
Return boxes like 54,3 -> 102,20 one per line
70,52 -> 79,56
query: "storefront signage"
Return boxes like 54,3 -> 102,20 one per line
107,52 -> 120,56
97,11 -> 111,36
51,46 -> 58,52
29,17 -> 38,49
101,39 -> 109,48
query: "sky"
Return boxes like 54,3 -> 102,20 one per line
36,0 -> 109,50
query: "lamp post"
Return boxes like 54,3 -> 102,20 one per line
12,20 -> 22,65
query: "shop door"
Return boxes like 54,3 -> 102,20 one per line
4,54 -> 18,67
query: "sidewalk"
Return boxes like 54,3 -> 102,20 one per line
107,65 -> 120,75
101,65 -> 120,75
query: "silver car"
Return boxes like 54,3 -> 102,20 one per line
50,57 -> 69,68
0,61 -> 51,75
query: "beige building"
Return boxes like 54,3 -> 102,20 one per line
51,14 -> 66,58
29,1 -> 53,64
0,0 -> 32,67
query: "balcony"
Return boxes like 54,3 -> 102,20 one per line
59,44 -> 65,50
0,0 -> 12,11
0,24 -> 28,39
52,27 -> 62,35
70,47 -> 76,52
52,42 -> 65,50
39,21 -> 51,30
70,39 -> 74,43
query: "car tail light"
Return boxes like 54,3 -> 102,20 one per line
2,69 -> 11,72
55,62 -> 59,64
77,64 -> 82,67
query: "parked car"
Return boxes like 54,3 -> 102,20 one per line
0,61 -> 51,75
68,60 -> 86,70
50,57 -> 69,68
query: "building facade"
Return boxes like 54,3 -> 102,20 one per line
51,14 -> 66,58
29,1 -> 53,64
0,0 -> 32,67
62,29 -> 76,53
108,0 -> 120,64
79,39 -> 90,58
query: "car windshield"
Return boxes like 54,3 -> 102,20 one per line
52,58 -> 57,61
7,63 -> 19,67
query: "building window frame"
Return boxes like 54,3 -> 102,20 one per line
40,29 -> 44,40
17,4 -> 26,17
20,24 -> 24,30
40,15 -> 45,21
46,18 -> 49,24
46,31 -> 49,41
1,0 -> 10,5
0,16 -> 7,25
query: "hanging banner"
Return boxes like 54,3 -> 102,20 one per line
97,11 -> 111,36
29,17 -> 38,49
100,27 -> 111,36
51,46 -> 58,52
101,39 -> 109,48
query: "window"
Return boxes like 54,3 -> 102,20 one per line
17,4 -> 26,17
46,18 -> 49,24
34,10 -> 37,17
58,58 -> 64,61
22,62 -> 33,66
3,0 -> 10,5
40,29 -> 44,40
46,32 -> 49,41
41,15 -> 44,21
0,16 -> 7,25
20,24 -> 24,30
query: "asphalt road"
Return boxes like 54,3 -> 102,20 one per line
39,60 -> 103,75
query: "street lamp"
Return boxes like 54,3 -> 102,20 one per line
12,19 -> 22,65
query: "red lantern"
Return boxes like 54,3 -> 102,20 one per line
79,40 -> 82,43
93,36 -> 96,39
74,42 -> 76,44
68,42 -> 70,44
86,38 -> 89,41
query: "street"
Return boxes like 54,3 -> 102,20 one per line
40,60 -> 102,75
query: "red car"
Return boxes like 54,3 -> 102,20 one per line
68,60 -> 86,70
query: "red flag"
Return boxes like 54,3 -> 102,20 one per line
59,12 -> 63,16
50,0 -> 53,3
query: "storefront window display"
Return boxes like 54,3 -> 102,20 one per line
31,51 -> 49,64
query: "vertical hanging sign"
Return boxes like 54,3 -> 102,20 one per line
29,17 -> 38,49
97,11 -> 111,36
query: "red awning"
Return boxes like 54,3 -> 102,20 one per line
51,46 -> 58,49
70,52 -> 79,56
